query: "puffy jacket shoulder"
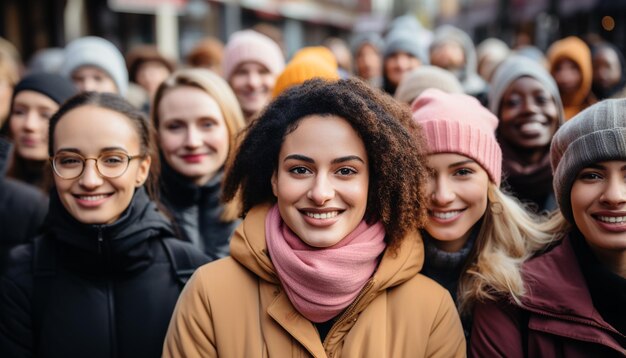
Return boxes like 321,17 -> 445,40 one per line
161,237 -> 212,267
2,241 -> 35,282
0,241 -> 36,357
387,273 -> 467,357
0,181 -> 47,272
163,257 -> 263,358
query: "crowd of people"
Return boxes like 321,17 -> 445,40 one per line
0,13 -> 624,358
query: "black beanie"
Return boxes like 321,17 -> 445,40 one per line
12,72 -> 77,105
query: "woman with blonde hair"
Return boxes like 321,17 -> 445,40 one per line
411,89 -> 553,338
163,78 -> 465,357
0,49 -> 19,128
152,68 -> 246,260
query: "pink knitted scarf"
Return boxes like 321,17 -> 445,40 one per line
265,204 -> 386,323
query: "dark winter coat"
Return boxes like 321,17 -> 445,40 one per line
0,187 -> 210,358
421,229 -> 477,340
0,137 -> 47,273
160,162 -> 239,261
470,235 -> 626,357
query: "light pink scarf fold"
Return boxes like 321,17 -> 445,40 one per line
265,204 -> 386,323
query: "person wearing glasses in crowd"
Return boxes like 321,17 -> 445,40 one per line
0,92 -> 208,357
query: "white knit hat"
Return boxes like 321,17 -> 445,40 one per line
222,30 -> 285,81
61,36 -> 128,96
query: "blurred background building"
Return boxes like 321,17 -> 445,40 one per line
2,0 -> 625,63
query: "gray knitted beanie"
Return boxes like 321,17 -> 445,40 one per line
551,98 -> 626,222
350,32 -> 384,55
489,55 -> 564,124
383,29 -> 428,64
61,36 -> 128,96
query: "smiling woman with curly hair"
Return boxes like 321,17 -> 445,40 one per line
163,78 -> 466,358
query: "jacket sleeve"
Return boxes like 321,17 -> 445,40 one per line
425,290 -> 466,358
162,267 -> 218,358
469,299 -> 525,358
0,275 -> 33,357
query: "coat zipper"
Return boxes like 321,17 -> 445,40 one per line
323,279 -> 375,348
97,226 -> 118,358
97,228 -> 104,255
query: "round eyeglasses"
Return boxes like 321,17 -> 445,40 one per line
50,152 -> 145,179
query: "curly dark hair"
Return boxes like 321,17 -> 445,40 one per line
223,78 -> 429,250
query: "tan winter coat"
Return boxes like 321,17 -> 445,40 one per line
163,204 -> 466,357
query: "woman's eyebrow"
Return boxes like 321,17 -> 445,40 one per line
284,154 -> 314,163
331,155 -> 365,164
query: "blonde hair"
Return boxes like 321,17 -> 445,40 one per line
0,50 -> 19,86
457,183 -> 556,314
151,68 -> 246,221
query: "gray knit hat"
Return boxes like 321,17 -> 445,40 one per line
488,55 -> 564,124
61,36 -> 128,96
383,29 -> 428,64
551,98 -> 626,222
394,65 -> 463,104
350,32 -> 383,55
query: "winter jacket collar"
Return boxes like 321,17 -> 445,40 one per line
230,204 -> 425,353
519,235 -> 625,352
0,136 -> 12,177
571,230 -> 626,334
160,156 -> 223,207
46,186 -> 175,273
500,139 -> 555,210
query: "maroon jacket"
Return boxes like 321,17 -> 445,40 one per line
470,236 -> 625,357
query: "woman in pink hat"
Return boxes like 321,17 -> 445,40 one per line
410,89 -> 553,339
222,30 -> 285,122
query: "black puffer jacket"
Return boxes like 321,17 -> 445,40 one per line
0,187 -> 209,358
160,162 -> 240,261
0,137 -> 47,273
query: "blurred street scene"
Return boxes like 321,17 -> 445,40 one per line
2,0 -> 625,63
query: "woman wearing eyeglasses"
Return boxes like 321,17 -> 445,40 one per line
0,92 -> 209,358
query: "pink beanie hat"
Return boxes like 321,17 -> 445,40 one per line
411,88 -> 502,186
222,30 -> 285,80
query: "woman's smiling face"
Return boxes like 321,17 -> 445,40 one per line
271,115 -> 369,248
52,105 -> 151,225
571,160 -> 626,254
499,76 -> 559,150
424,153 -> 490,252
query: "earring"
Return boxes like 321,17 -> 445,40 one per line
490,201 -> 504,215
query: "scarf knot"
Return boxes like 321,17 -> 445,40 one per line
265,204 -> 386,322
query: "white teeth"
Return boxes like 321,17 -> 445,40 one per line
78,194 -> 109,201
597,216 -> 626,223
305,211 -> 339,219
431,211 -> 461,219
